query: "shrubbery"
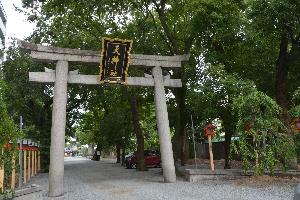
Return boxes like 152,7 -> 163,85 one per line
0,80 -> 22,196
232,90 -> 295,175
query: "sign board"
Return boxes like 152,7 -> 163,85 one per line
99,37 -> 133,84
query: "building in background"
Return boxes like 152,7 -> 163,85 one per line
0,0 -> 6,62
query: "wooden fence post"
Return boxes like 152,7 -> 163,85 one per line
38,150 -> 41,171
23,150 -> 27,184
11,154 -> 16,190
208,135 -> 215,171
34,150 -> 37,175
0,149 -> 4,193
28,150 -> 31,181
31,150 -> 34,177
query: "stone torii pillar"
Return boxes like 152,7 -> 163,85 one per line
18,40 -> 189,198
152,66 -> 176,182
49,61 -> 69,197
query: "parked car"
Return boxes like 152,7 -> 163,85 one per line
125,152 -> 134,161
125,150 -> 161,169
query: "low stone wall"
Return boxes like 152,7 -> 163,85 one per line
184,168 -> 300,182
185,168 -> 244,182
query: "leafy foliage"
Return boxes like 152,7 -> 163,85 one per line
2,43 -> 53,170
290,88 -> 300,118
0,80 -> 23,195
0,81 -> 20,149
232,91 -> 294,174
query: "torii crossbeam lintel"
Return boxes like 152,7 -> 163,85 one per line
18,40 -> 190,68
29,72 -> 182,88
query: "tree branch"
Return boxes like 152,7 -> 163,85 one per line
147,9 -> 174,54
285,23 -> 296,45
152,0 -> 180,54
184,36 -> 194,54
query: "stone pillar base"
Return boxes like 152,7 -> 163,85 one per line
48,195 -> 64,200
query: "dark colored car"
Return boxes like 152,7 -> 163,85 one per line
125,150 -> 161,169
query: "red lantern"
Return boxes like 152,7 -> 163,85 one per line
204,123 -> 216,137
294,118 -> 300,132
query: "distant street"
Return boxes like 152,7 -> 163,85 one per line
16,157 -> 296,200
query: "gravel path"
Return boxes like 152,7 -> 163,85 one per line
15,157 -> 297,200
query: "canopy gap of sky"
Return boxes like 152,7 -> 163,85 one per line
3,0 -> 36,46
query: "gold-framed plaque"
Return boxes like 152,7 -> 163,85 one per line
99,37 -> 133,84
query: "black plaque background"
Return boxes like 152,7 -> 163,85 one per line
100,38 -> 132,83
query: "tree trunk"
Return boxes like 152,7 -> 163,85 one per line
127,88 -> 146,171
275,31 -> 297,169
224,133 -> 232,169
39,104 -> 52,172
116,144 -> 121,163
173,89 -> 185,165
121,146 -> 126,166
276,32 -> 290,126
220,110 -> 235,169
173,67 -> 189,166
95,144 -> 102,161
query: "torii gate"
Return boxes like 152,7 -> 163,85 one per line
18,40 -> 189,198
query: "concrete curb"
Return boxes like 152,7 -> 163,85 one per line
183,167 -> 300,182
15,184 -> 42,197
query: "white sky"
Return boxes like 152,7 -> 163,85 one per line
2,0 -> 36,46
